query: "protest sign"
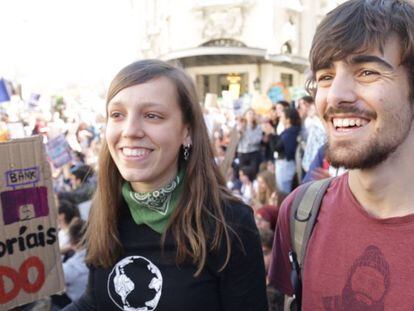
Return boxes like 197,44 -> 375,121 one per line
0,136 -> 65,309
46,134 -> 72,168
219,125 -> 240,178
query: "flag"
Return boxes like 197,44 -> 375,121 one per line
0,78 -> 11,103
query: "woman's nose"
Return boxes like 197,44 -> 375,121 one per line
122,117 -> 145,138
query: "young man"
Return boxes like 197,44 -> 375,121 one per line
269,0 -> 414,310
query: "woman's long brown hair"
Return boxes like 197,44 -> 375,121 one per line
85,60 -> 239,275
256,170 -> 276,206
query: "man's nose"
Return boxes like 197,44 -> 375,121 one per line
326,71 -> 358,107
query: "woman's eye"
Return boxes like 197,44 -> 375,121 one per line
109,112 -> 122,119
145,113 -> 162,119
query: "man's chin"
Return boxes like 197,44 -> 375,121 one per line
325,148 -> 362,169
325,146 -> 390,170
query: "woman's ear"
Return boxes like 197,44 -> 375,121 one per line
183,126 -> 192,146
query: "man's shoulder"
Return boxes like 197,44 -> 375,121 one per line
279,174 -> 347,222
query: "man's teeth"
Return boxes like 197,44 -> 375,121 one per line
332,118 -> 368,128
122,148 -> 150,157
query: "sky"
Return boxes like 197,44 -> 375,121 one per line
0,0 -> 140,97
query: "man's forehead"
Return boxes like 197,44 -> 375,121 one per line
315,35 -> 402,71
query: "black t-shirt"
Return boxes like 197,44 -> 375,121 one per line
63,200 -> 268,311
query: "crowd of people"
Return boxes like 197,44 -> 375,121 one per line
4,0 -> 414,310
5,75 -> 332,311
3,51 -> 340,311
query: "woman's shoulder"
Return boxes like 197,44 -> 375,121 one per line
222,199 -> 255,228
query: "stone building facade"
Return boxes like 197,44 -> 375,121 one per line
131,0 -> 345,102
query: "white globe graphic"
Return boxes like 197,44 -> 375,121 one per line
107,256 -> 163,311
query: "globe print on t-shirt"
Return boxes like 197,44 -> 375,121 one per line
107,256 -> 163,311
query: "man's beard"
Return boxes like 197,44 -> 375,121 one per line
325,118 -> 413,170
325,136 -> 400,170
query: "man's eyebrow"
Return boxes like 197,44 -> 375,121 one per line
315,62 -> 334,72
348,55 -> 394,70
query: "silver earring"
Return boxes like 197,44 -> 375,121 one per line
183,144 -> 191,161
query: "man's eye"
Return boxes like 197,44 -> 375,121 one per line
317,75 -> 332,82
360,70 -> 378,76
316,74 -> 333,87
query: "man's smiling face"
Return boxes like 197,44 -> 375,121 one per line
314,35 -> 413,169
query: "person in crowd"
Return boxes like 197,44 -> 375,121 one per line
0,112 -> 10,142
63,59 -> 267,310
274,100 -> 290,135
58,164 -> 96,205
269,0 -> 414,309
236,108 -> 263,179
253,170 -> 277,209
53,217 -> 88,309
76,122 -> 94,152
261,118 -> 277,163
255,205 -> 278,232
57,199 -> 80,260
268,107 -> 301,194
238,165 -> 257,205
258,228 -> 283,311
259,227 -> 274,274
214,144 -> 227,166
225,165 -> 242,195
299,96 -> 327,175
297,96 -> 313,127
301,144 -> 346,184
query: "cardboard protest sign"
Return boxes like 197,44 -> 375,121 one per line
0,136 -> 65,309
46,134 -> 72,168
219,125 -> 240,178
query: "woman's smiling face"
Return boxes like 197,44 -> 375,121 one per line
106,76 -> 191,192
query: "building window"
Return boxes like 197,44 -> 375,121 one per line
281,42 -> 292,54
281,73 -> 293,87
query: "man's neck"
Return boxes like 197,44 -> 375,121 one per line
348,130 -> 414,218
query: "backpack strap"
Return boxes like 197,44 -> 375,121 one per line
290,178 -> 333,268
286,177 -> 333,310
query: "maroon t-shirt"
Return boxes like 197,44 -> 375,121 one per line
269,173 -> 414,310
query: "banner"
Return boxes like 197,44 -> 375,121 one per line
0,136 -> 65,309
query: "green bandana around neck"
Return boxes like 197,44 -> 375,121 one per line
122,170 -> 185,234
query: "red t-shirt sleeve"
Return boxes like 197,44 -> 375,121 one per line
268,188 -> 301,296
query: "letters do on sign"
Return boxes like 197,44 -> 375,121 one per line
0,256 -> 45,304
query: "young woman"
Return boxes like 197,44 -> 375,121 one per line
236,108 -> 263,179
64,60 -> 267,311
270,107 -> 301,194
253,170 -> 277,209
